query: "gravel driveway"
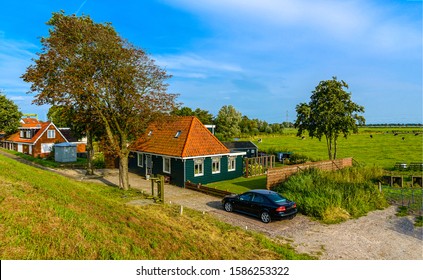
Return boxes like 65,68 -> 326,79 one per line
56,168 -> 422,260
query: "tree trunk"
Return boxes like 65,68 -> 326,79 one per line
85,129 -> 94,175
326,135 -> 333,160
333,136 -> 338,160
118,149 -> 130,190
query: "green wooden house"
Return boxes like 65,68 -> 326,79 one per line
129,116 -> 245,187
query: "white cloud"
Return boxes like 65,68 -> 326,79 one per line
154,53 -> 243,78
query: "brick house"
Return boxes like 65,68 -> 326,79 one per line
1,117 -> 86,158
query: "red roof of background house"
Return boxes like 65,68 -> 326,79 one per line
6,121 -> 52,144
132,116 -> 230,158
20,117 -> 42,125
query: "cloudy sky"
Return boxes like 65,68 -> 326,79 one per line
0,0 -> 421,123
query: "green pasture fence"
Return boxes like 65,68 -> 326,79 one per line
382,185 -> 423,215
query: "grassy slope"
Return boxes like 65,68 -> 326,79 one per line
0,154 -> 311,260
248,127 -> 423,170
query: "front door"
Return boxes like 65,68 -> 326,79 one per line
17,144 -> 23,153
146,155 -> 153,176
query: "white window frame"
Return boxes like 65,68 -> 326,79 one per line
47,130 -> 56,139
194,158 -> 204,177
228,156 -> 236,172
163,157 -> 171,174
137,153 -> 144,167
41,143 -> 54,153
20,131 -> 25,138
212,157 -> 221,174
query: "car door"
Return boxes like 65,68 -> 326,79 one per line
249,193 -> 266,216
235,192 -> 254,213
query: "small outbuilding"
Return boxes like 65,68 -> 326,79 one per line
54,142 -> 77,163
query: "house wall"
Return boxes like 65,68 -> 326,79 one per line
33,127 -> 67,158
129,152 -> 244,187
185,155 -> 244,186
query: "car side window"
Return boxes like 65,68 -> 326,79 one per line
252,194 -> 264,203
239,193 -> 253,201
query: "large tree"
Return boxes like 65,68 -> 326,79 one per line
215,105 -> 242,140
22,12 -> 177,190
294,77 -> 365,160
0,93 -> 22,135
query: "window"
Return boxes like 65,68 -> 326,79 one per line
174,130 -> 182,138
26,131 -> 31,138
228,156 -> 236,171
20,131 -> 25,138
194,158 -> 204,177
212,157 -> 221,174
41,143 -> 54,153
137,153 -> 144,167
163,157 -> 171,174
47,130 -> 55,139
239,193 -> 253,201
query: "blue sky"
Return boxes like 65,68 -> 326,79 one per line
0,0 -> 421,124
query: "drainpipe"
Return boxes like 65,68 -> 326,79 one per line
183,159 -> 186,187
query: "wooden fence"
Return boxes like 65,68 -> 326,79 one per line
244,155 -> 275,177
266,158 -> 353,189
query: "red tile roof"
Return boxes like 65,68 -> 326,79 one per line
6,121 -> 52,144
133,116 -> 230,158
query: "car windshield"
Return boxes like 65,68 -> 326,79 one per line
267,192 -> 287,203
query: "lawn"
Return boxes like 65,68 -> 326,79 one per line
208,175 -> 267,194
0,153 -> 311,260
246,127 -> 423,170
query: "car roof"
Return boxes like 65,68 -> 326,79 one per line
248,189 -> 278,195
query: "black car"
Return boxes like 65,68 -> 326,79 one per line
221,189 -> 297,223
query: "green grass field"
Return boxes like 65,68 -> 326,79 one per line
246,127 -> 423,170
0,153 -> 311,260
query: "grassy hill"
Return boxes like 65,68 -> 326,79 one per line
0,153 -> 311,260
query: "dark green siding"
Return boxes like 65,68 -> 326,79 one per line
186,155 -> 243,185
130,152 -> 244,187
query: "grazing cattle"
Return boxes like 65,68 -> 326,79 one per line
258,138 -> 262,143
370,135 -> 373,138
402,137 -> 405,140
301,136 -> 306,140
415,133 -> 419,136
394,133 -> 398,136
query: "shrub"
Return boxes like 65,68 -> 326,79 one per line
274,167 -> 387,223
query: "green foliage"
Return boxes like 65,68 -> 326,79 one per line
274,167 -> 387,224
415,216 -> 423,227
215,105 -> 242,140
0,93 -> 22,135
92,152 -> 106,168
295,77 -> 365,160
172,106 -> 214,124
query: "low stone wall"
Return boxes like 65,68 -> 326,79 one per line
266,158 -> 353,189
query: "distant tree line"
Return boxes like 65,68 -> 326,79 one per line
172,105 -> 294,141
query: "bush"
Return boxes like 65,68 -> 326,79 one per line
274,167 -> 387,223
92,152 -> 106,168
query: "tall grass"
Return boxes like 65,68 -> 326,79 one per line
274,167 -> 388,224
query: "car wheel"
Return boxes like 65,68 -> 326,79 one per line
224,202 -> 233,212
260,211 -> 271,223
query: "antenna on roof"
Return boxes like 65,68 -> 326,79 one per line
23,113 -> 38,119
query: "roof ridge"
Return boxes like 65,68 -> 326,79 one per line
181,116 -> 195,157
